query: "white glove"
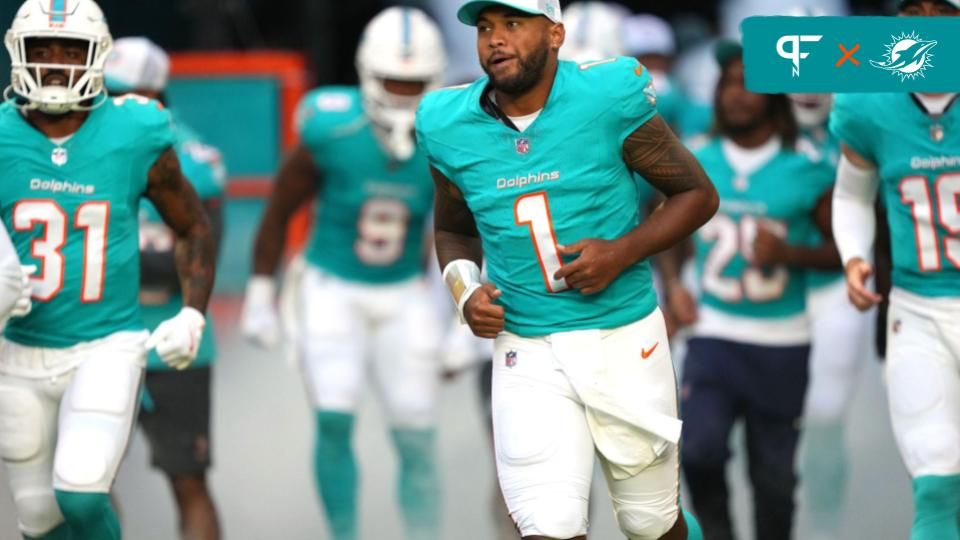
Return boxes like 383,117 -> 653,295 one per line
10,265 -> 35,318
145,307 -> 206,370
241,275 -> 280,348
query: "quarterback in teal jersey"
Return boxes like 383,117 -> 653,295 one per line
0,2 -> 216,540
831,2 -> 960,539
104,37 -> 224,540
664,43 -> 838,540
418,1 -> 718,538
242,8 -> 446,540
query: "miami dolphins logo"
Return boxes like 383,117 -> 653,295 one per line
870,32 -> 938,82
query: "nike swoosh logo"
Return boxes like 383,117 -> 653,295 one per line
641,342 -> 659,360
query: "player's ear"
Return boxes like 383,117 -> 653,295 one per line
550,22 -> 565,51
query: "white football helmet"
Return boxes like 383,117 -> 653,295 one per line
4,0 -> 113,114
559,2 -> 629,62
784,6 -> 832,128
356,7 -> 447,161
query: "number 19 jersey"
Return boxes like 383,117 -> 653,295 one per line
0,97 -> 175,348
831,93 -> 960,297
297,87 -> 435,284
416,57 -> 659,337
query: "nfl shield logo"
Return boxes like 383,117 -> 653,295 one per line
505,350 -> 517,368
515,138 -> 530,155
51,147 -> 67,167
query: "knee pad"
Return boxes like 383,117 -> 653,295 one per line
513,497 -> 587,539
53,427 -> 115,490
900,425 -> 960,475
13,488 -> 63,537
0,387 -> 45,462
616,502 -> 678,540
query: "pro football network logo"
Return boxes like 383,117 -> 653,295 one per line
505,350 -> 517,368
870,32 -> 938,82
777,34 -> 823,77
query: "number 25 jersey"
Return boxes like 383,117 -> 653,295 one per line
0,97 -> 175,348
416,58 -> 659,337
831,93 -> 960,297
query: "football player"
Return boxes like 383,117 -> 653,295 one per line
104,37 -> 225,540
418,1 -> 717,538
0,1 -> 216,539
666,42 -> 838,540
831,2 -> 960,539
241,7 -> 446,540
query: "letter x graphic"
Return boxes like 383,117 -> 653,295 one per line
836,43 -> 860,67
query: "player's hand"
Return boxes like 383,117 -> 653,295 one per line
554,238 -> 628,295
752,227 -> 786,266
666,280 -> 698,328
241,275 -> 281,348
463,283 -> 505,339
844,257 -> 882,311
146,307 -> 205,370
10,265 -> 35,318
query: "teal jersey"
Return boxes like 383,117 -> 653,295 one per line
140,117 -> 225,370
297,87 -> 434,284
801,126 -> 844,290
693,137 -> 835,321
831,93 -> 960,297
0,96 -> 175,348
417,57 -> 660,337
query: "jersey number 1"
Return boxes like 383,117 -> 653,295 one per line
515,192 -> 569,292
900,173 -> 960,271
13,200 -> 109,302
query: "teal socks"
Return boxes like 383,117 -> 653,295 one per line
315,411 -> 358,540
801,422 -> 848,535
911,474 -> 960,540
49,491 -> 120,540
391,428 -> 441,540
684,508 -> 703,540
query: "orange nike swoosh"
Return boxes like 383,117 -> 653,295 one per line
641,342 -> 659,359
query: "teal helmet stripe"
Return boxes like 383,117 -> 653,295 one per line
50,0 -> 67,24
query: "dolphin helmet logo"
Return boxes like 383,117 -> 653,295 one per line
870,32 -> 938,81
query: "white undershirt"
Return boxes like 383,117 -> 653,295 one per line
721,136 -> 782,177
914,93 -> 957,115
489,90 -> 542,132
49,135 -> 72,146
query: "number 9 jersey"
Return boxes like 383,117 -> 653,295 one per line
297,87 -> 434,283
0,96 -> 175,348
416,57 -> 659,337
831,93 -> 960,297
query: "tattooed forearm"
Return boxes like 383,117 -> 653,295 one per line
430,166 -> 483,269
623,115 -> 712,195
253,146 -> 318,275
146,148 -> 217,312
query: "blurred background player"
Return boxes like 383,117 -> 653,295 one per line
420,1 -> 718,538
0,1 -> 216,539
240,7 -> 446,540
104,37 -> 225,540
669,42 -> 839,540
557,1 -> 629,62
831,2 -> 960,539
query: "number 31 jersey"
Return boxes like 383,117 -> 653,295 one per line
831,93 -> 960,297
0,97 -> 175,348
297,86 -> 434,284
416,58 -> 659,337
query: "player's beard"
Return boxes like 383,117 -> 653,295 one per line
484,39 -> 550,96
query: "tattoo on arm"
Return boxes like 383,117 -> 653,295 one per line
623,115 -> 713,196
430,166 -> 482,269
139,196 -> 224,294
145,147 -> 216,312
252,146 -> 318,275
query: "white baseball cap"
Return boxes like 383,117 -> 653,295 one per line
457,0 -> 562,26
104,37 -> 170,93
622,14 -> 676,57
